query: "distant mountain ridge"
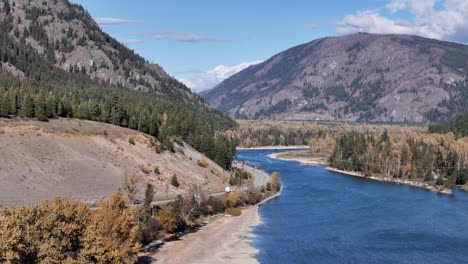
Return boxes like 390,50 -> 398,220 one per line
202,33 -> 468,123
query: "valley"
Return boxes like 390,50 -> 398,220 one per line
0,0 -> 468,263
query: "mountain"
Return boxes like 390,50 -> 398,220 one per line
0,0 -> 235,128
202,33 -> 468,123
2,0 -> 171,93
0,0 -> 237,172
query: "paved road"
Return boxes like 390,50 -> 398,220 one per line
232,162 -> 270,189
151,163 -> 270,207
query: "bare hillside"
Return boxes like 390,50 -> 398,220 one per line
202,33 -> 468,123
0,118 -> 230,205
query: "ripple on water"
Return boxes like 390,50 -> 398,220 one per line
237,150 -> 468,264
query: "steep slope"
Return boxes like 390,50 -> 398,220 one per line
0,118 -> 230,205
0,0 -> 235,128
2,0 -> 169,93
203,33 -> 468,123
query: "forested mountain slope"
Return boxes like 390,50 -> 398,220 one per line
2,0 -> 175,95
202,33 -> 468,123
0,0 -> 238,170
0,0 -> 235,129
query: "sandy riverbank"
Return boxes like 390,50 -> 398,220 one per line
237,145 -> 309,150
267,151 -> 328,166
267,149 -> 453,195
326,167 -> 452,195
150,206 -> 261,264
149,189 -> 282,264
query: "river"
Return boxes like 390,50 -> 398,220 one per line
236,149 -> 468,264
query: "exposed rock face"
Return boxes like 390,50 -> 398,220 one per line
202,33 -> 468,123
0,0 -> 195,101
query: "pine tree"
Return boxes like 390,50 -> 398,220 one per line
143,183 -> 154,215
0,93 -> 8,117
22,95 -> 35,117
8,91 -> 17,115
35,95 -> 47,121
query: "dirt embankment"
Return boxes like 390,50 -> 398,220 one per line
0,118 -> 230,205
267,150 -> 329,166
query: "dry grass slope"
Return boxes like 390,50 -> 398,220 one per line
0,118 -> 230,205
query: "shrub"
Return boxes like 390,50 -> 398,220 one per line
128,137 -> 135,145
226,188 -> 240,208
154,210 -> 178,233
436,175 -> 445,185
120,172 -> 141,202
155,143 -> 162,154
0,194 -> 141,263
201,196 -> 225,215
148,138 -> 156,147
154,166 -> 160,174
226,208 -> 242,216
243,188 -> 263,205
81,193 -> 141,263
173,136 -> 184,146
138,164 -> 150,174
197,158 -> 209,168
268,172 -> 281,192
135,207 -> 160,245
0,198 -> 91,263
171,174 -> 179,188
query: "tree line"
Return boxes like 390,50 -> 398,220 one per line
327,129 -> 468,189
0,6 -> 237,169
429,112 -> 468,137
233,120 -> 468,190
0,75 -> 236,170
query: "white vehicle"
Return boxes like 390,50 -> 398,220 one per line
225,186 -> 235,193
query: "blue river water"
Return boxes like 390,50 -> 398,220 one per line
236,149 -> 468,264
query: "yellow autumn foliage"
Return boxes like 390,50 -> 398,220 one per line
0,193 -> 140,264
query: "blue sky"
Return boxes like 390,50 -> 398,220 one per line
72,0 -> 468,92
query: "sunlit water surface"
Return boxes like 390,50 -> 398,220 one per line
236,149 -> 468,264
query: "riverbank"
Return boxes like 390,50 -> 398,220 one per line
148,183 -> 282,263
267,151 -> 328,166
268,150 -> 453,195
149,206 -> 261,264
237,145 -> 309,150
326,167 -> 452,195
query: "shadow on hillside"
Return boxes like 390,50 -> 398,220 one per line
138,256 -> 156,264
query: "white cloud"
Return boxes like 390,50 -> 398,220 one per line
337,0 -> 468,43
179,61 -> 262,92
95,17 -> 138,26
150,31 -> 226,43
386,0 -> 406,12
